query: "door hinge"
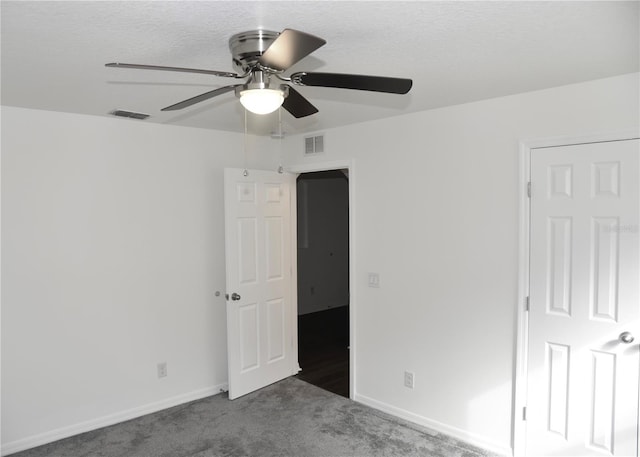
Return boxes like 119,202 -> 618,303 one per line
527,182 -> 531,198
525,296 -> 530,312
523,406 -> 527,421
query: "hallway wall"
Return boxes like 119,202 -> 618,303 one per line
297,173 -> 349,315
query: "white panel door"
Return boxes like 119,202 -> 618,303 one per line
224,168 -> 296,400
527,139 -> 639,456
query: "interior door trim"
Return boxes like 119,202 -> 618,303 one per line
513,129 -> 640,457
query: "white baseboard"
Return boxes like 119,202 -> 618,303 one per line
354,393 -> 512,457
1,382 -> 229,456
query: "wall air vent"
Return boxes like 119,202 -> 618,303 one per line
304,134 -> 324,155
109,109 -> 150,120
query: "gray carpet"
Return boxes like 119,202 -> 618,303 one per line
12,377 -> 498,457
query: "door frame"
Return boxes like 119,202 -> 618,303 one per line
513,130 -> 640,456
287,159 -> 356,399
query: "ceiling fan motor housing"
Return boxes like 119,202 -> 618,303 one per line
229,30 -> 280,73
234,69 -> 289,98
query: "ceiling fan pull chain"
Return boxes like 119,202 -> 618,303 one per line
243,109 -> 249,177
277,107 -> 284,174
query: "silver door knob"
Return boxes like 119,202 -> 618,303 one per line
619,332 -> 635,344
231,293 -> 241,301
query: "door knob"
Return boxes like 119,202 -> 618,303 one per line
231,293 -> 241,301
619,331 -> 635,344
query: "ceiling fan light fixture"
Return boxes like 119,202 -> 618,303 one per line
239,88 -> 285,115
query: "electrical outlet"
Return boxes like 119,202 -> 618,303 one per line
157,362 -> 167,379
404,371 -> 415,389
368,273 -> 380,288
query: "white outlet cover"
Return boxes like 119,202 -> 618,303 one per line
404,371 -> 415,388
368,273 -> 380,288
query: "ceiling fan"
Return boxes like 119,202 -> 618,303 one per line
106,28 -> 413,118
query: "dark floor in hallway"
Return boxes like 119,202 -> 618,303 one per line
296,306 -> 349,398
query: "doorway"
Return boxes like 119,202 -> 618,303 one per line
295,170 -> 350,398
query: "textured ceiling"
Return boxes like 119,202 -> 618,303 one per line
1,1 -> 638,135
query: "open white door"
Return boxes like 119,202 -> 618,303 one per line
526,139 -> 639,456
224,168 -> 297,400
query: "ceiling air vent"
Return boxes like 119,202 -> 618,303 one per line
109,109 -> 150,120
304,134 -> 324,155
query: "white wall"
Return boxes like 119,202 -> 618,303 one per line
283,73 -> 640,453
297,175 -> 349,315
0,107 -> 277,453
2,73 -> 638,455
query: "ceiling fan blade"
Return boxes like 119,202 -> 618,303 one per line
291,72 -> 412,94
282,86 -> 319,118
161,85 -> 240,111
258,29 -> 326,72
105,63 -> 238,78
